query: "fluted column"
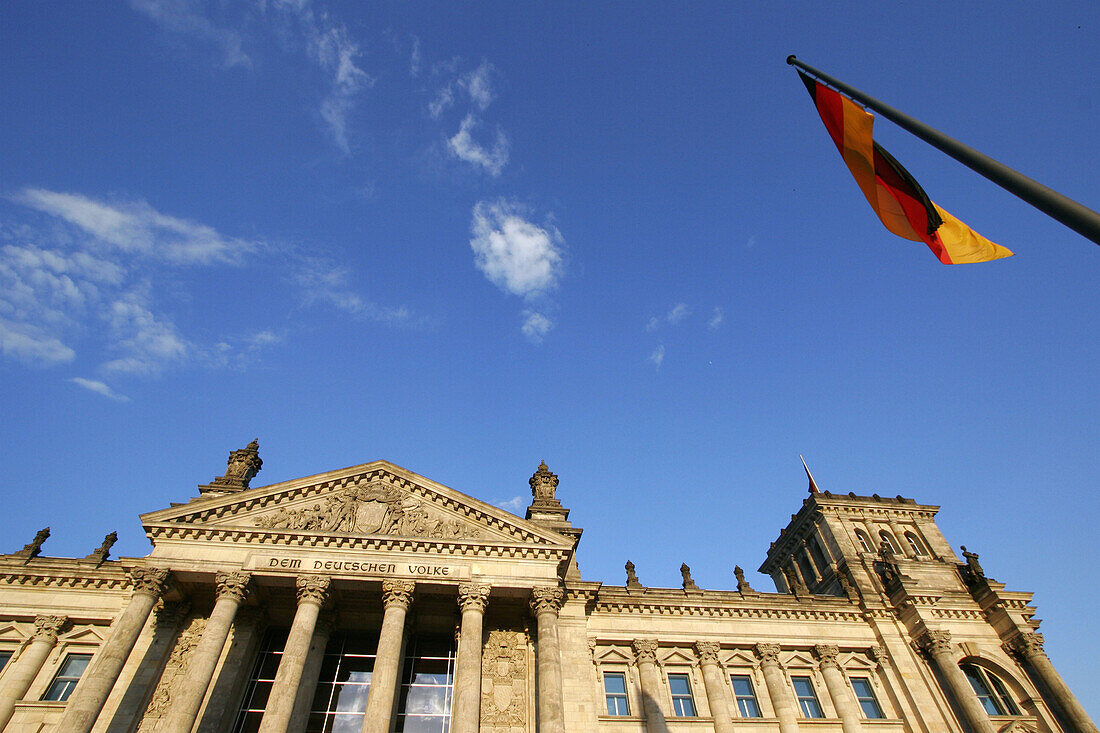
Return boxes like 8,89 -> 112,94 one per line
918,631 -> 995,733
0,615 -> 67,729
361,579 -> 415,733
695,642 -> 734,733
1007,632 -> 1099,733
814,645 -> 862,733
162,571 -> 251,733
531,586 -> 566,733
259,575 -> 330,733
452,583 -> 490,733
632,639 -> 666,733
287,612 -> 335,733
755,643 -> 799,733
57,567 -> 169,733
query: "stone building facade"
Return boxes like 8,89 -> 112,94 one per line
0,442 -> 1094,733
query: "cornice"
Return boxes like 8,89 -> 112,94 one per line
591,587 -> 863,621
0,562 -> 131,592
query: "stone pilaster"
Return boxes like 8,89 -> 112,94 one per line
755,643 -> 800,733
162,571 -> 251,733
917,630 -> 996,733
1006,632 -> 1099,733
361,579 -> 415,733
452,583 -> 490,733
632,639 -> 667,733
695,642 -> 734,733
814,644 -> 862,733
531,586 -> 566,733
57,567 -> 169,733
0,615 -> 67,729
259,575 -> 330,733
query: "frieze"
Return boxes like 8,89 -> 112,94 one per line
244,553 -> 471,580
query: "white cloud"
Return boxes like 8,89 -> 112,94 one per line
462,61 -> 495,110
0,319 -> 75,365
708,307 -> 724,329
448,115 -> 509,176
14,189 -> 253,265
521,311 -> 553,344
409,35 -> 421,77
101,294 -> 189,375
470,200 -> 563,299
429,84 -> 455,119
293,257 -> 412,325
646,316 -> 660,332
308,23 -> 374,154
70,377 -> 130,402
667,303 -> 689,324
496,496 -> 525,513
129,0 -> 250,68
648,344 -> 666,368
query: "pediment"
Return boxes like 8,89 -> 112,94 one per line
660,648 -> 697,667
595,646 -> 634,664
781,650 -> 817,668
0,624 -> 26,642
61,627 -> 107,644
142,461 -> 572,549
720,649 -> 758,668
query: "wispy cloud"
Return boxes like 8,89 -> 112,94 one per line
470,200 -> 563,299
648,344 -> 666,368
496,495 -> 525,513
70,377 -> 130,402
646,303 -> 690,331
101,292 -> 189,375
708,307 -> 724,329
307,22 -> 374,154
0,319 -> 75,366
463,60 -> 495,111
409,35 -> 421,77
448,115 -> 509,176
292,256 -> 413,325
521,311 -> 553,344
129,0 -> 250,68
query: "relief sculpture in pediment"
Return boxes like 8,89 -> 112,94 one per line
253,481 -> 482,540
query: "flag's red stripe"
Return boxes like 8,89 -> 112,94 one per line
813,83 -> 847,155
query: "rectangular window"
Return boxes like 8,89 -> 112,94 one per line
0,650 -> 12,673
394,633 -> 455,732
233,628 -> 289,732
791,676 -> 824,718
850,677 -> 885,719
603,671 -> 630,716
41,653 -> 92,702
667,673 -> 696,717
730,674 -> 761,718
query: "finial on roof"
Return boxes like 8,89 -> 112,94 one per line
14,527 -> 50,563
199,439 -> 263,496
530,461 -> 559,501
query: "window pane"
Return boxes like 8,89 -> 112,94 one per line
850,678 -> 884,719
0,650 -> 11,672
604,673 -> 627,695
987,672 -> 1021,715
604,672 -> 629,716
668,674 -> 695,717
792,676 -> 823,718
731,675 -> 761,718
668,674 -> 691,696
963,665 -> 1004,715
42,653 -> 93,702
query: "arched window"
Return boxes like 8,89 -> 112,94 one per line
905,531 -> 928,557
879,530 -> 900,554
960,663 -> 1020,716
854,530 -> 873,553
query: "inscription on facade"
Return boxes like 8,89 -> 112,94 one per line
245,554 -> 470,579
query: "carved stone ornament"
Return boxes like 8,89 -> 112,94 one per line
253,479 -> 483,541
297,575 -> 332,605
754,643 -> 782,666
32,615 -> 68,643
625,560 -> 642,588
680,563 -> 700,591
82,531 -> 117,566
139,616 -> 206,729
918,630 -> 954,657
869,646 -> 888,665
209,438 -> 263,491
14,527 -> 50,561
458,583 -> 491,612
130,567 -> 170,598
530,461 -> 559,501
1007,631 -> 1046,659
694,641 -> 721,666
529,586 -> 564,616
632,639 -> 659,665
480,629 -> 529,730
381,579 -> 415,610
734,565 -> 755,593
813,644 -> 841,669
215,571 -> 252,603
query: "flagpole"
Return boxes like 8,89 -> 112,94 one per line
787,55 -> 1100,247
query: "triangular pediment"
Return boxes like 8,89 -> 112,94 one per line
142,461 -> 572,549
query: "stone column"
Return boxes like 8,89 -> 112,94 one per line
1007,632 -> 1100,733
57,567 -> 169,733
754,643 -> 799,733
286,612 -> 335,733
452,583 -> 490,733
531,586 -> 566,733
361,580 -> 415,733
887,521 -> 914,557
918,631 -> 996,733
162,571 -> 251,733
0,615 -> 67,729
813,644 -> 862,733
695,642 -> 734,733
800,540 -> 824,579
861,518 -> 879,550
632,639 -> 667,733
258,575 -> 330,733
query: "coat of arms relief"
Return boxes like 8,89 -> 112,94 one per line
480,629 -> 530,731
252,481 -> 483,540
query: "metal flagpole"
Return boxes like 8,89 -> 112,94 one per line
787,55 -> 1100,247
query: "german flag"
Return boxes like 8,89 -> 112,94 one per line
798,71 -> 1013,264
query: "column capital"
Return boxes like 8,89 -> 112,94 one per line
32,615 -> 68,643
381,579 -> 415,610
529,586 -> 564,616
1005,631 -> 1045,659
632,639 -> 659,665
297,575 -> 332,606
869,646 -> 888,665
694,641 -> 722,666
754,642 -> 782,666
917,630 -> 955,657
813,643 -> 841,669
458,583 -> 491,612
216,571 -> 252,602
129,567 -> 170,598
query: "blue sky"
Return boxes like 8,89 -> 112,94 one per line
1,0 -> 1097,716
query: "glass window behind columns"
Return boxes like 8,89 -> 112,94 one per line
233,629 -> 289,733
306,632 -> 380,733
395,633 -> 455,732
